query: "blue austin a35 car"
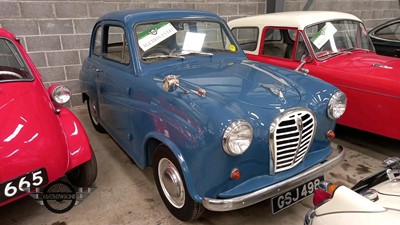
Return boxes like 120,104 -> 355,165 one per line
79,9 -> 346,221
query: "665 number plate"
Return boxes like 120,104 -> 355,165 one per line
0,168 -> 48,202
271,176 -> 323,214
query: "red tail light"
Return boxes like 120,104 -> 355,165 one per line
312,181 -> 339,206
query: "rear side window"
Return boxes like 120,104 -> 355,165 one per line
231,27 -> 258,51
374,23 -> 400,41
0,38 -> 33,81
103,26 -> 131,65
93,26 -> 102,56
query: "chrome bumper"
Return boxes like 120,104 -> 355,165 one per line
304,209 -> 315,225
202,145 -> 345,211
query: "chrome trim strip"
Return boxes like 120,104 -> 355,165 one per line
202,145 -> 345,212
304,209 -> 315,225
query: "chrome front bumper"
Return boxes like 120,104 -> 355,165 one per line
202,145 -> 345,211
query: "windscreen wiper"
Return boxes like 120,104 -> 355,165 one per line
142,54 -> 185,61
177,51 -> 213,57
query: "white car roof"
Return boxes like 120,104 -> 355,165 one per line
228,11 -> 362,30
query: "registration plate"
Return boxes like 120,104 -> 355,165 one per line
271,176 -> 324,214
0,168 -> 48,202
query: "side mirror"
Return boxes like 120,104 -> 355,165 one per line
301,54 -> 312,63
295,53 -> 311,72
383,157 -> 400,181
383,157 -> 400,169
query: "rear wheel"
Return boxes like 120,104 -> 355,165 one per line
87,98 -> 106,133
67,148 -> 98,187
153,144 -> 204,221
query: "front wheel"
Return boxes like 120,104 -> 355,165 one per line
67,148 -> 98,187
87,98 -> 106,133
153,144 -> 204,221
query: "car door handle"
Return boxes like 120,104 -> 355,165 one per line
90,67 -> 103,72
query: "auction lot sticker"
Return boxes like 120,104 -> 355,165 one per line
138,22 -> 177,52
310,22 -> 337,49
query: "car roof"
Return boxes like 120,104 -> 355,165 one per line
98,9 -> 223,26
228,11 -> 362,30
369,17 -> 400,34
0,27 -> 17,40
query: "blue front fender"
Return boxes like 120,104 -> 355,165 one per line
143,132 -> 203,203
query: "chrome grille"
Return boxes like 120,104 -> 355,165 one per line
269,108 -> 316,173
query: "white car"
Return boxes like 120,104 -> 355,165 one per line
305,157 -> 400,224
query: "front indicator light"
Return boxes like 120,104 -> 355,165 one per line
230,168 -> 241,180
327,130 -> 335,139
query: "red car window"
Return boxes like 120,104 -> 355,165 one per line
0,38 -> 33,81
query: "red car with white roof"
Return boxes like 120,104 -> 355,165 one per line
229,11 -> 400,140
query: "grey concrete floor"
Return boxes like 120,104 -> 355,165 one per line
1,107 -> 399,225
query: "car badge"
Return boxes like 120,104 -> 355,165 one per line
150,28 -> 158,35
372,63 -> 392,69
295,115 -> 304,132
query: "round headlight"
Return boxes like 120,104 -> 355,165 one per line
51,85 -> 71,104
222,119 -> 253,156
327,91 -> 347,119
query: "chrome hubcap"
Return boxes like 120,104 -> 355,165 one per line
158,158 -> 185,208
89,100 -> 99,125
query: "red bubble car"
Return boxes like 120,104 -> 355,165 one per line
0,27 -> 97,207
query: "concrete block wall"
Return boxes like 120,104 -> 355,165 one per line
284,0 -> 400,29
0,0 -> 398,107
0,0 -> 266,107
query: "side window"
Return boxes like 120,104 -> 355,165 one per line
93,26 -> 102,56
262,28 -> 305,60
262,28 -> 288,58
294,32 -> 310,61
0,38 -> 33,80
104,26 -> 130,64
231,27 -> 258,51
265,28 -> 282,41
374,23 -> 400,41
